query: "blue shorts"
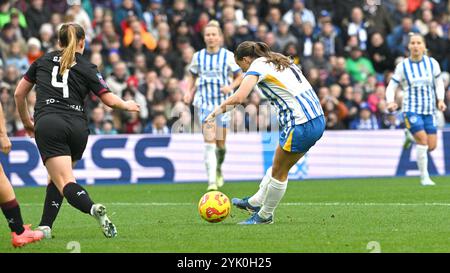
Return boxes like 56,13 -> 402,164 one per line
198,108 -> 231,128
279,115 -> 325,153
403,112 -> 437,134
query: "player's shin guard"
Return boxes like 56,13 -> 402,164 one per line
259,176 -> 288,220
62,182 -> 94,214
1,199 -> 25,235
204,143 -> 217,187
416,144 -> 430,180
39,182 -> 63,228
248,167 -> 272,207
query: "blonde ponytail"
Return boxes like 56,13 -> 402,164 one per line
60,25 -> 77,75
58,23 -> 85,75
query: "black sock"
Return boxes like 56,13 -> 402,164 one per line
1,199 -> 25,235
62,183 -> 94,214
39,182 -> 64,228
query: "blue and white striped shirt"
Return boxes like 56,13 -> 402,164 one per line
245,57 -> 324,128
189,48 -> 241,111
391,55 -> 441,115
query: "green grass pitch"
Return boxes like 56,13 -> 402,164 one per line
1,176 -> 450,253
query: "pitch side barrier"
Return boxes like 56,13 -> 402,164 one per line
1,129 -> 449,186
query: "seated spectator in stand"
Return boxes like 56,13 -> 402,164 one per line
275,21 -> 297,52
88,106 -> 105,135
143,111 -> 170,134
5,41 -> 28,74
349,102 -> 380,130
123,16 -> 157,51
387,16 -> 419,57
26,37 -> 43,64
302,41 -> 332,80
101,119 -> 118,135
381,111 -> 404,129
326,111 -> 346,130
368,32 -> 394,75
345,46 -> 375,84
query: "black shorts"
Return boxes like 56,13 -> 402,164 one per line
35,113 -> 89,164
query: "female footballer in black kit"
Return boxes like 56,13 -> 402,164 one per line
14,23 -> 140,238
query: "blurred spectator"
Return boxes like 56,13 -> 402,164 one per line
363,0 -> 394,37
101,119 -> 118,134
39,23 -> 56,53
114,0 -> 143,34
425,21 -> 447,68
27,37 -> 43,64
25,0 -> 51,38
0,23 -> 26,60
387,16 -> 420,57
143,111 -> 169,134
415,9 -> 434,35
47,0 -> 68,14
234,19 -> 254,50
349,102 -> 380,130
283,42 -> 301,65
0,1 -> 26,28
283,0 -> 315,27
5,41 -> 28,74
266,6 -> 282,33
298,21 -> 316,58
326,111 -> 346,130
317,20 -> 344,58
302,41 -> 332,81
346,7 -> 369,51
392,0 -> 409,26
275,21 -> 298,51
106,61 -> 128,97
123,16 -> 157,51
368,32 -> 394,75
288,12 -> 304,41
9,10 -> 29,40
89,106 -> 105,134
345,46 -> 375,83
381,111 -> 403,129
67,0 -> 94,42
367,83 -> 386,113
167,0 -> 192,27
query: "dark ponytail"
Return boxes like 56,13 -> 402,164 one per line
58,23 -> 85,75
235,41 -> 292,71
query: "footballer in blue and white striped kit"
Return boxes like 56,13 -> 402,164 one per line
386,33 -> 447,186
184,20 -> 243,191
205,41 -> 325,224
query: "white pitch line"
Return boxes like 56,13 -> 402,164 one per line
20,202 -> 450,207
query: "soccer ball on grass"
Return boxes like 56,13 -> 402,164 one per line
198,191 -> 231,223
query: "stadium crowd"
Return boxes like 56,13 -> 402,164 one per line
0,0 -> 449,136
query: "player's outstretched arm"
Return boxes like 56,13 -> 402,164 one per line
14,78 -> 35,137
205,75 -> 257,123
99,92 -> 140,112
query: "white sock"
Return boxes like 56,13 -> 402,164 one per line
204,143 -> 217,186
248,167 -> 272,207
259,176 -> 288,219
416,144 -> 429,180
